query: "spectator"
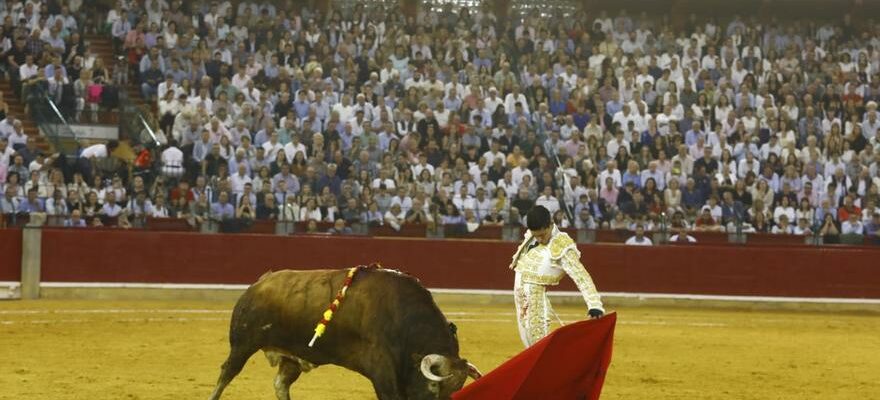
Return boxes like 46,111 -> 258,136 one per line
299,198 -> 322,222
793,218 -> 813,236
625,224 -> 653,246
19,188 -> 44,213
384,203 -> 406,231
669,226 -> 697,243
771,215 -> 794,235
328,219 -> 353,235
694,206 -> 724,232
64,209 -> 87,228
841,213 -> 865,235
211,191 -> 235,221
100,191 -> 122,217
865,213 -> 880,242
256,195 -> 279,221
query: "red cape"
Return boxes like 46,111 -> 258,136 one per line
454,312 -> 616,400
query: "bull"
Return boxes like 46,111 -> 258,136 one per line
209,268 -> 482,400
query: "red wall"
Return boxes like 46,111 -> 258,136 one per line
38,229 -> 880,299
0,229 -> 22,282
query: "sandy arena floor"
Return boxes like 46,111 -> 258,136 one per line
0,299 -> 878,399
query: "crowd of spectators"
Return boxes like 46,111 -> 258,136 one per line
1,1 -> 880,242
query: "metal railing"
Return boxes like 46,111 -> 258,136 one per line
28,94 -> 82,156
119,90 -> 161,150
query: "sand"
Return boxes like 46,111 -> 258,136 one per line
0,299 -> 878,399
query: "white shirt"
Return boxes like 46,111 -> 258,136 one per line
80,144 -> 108,158
230,173 -> 252,194
161,147 -> 183,166
283,142 -> 307,163
625,236 -> 653,246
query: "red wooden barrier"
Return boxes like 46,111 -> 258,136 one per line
37,229 -> 880,299
146,217 -> 194,232
0,229 -> 22,281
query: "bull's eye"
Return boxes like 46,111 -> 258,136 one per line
428,380 -> 440,394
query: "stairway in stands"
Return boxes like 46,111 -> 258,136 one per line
0,78 -> 46,151
84,34 -> 145,160
85,34 -> 151,116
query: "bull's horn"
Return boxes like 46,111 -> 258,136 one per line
466,362 -> 483,380
420,354 -> 451,382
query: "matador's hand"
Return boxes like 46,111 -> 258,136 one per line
588,309 -> 604,319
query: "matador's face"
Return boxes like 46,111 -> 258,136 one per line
532,226 -> 553,245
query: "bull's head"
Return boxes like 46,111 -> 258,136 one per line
408,354 -> 482,400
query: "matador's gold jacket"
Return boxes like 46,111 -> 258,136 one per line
510,225 -> 604,311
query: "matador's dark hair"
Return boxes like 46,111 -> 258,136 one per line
526,206 -> 552,231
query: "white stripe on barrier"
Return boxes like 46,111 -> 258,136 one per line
21,282 -> 880,305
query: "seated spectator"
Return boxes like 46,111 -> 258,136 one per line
19,188 -> 44,213
609,212 -> 630,230
669,226 -> 697,243
256,195 -> 279,220
210,191 -> 235,221
694,206 -> 724,232
151,195 -> 170,218
64,209 -> 87,228
771,215 -> 794,235
483,208 -> 505,227
45,190 -> 69,216
236,196 -> 256,221
841,213 -> 865,235
327,219 -> 353,235
819,214 -> 841,237
384,203 -> 406,231
299,198 -> 322,222
773,196 -> 796,225
441,203 -> 466,233
625,224 -> 653,246
552,209 -> 570,229
189,195 -> 211,227
793,218 -> 814,236
361,202 -> 384,227
100,191 -> 123,217
865,213 -> 880,242
0,185 -> 22,214
404,199 -> 431,225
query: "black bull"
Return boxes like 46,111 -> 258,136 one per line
209,268 -> 482,400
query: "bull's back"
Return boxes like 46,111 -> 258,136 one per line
242,269 -> 347,322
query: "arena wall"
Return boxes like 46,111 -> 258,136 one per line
0,229 -> 22,282
35,229 -> 880,299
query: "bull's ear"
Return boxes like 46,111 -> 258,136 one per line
448,322 -> 458,337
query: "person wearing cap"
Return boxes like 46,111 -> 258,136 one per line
509,205 -> 604,347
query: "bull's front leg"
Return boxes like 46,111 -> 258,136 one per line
370,376 -> 404,400
364,355 -> 404,400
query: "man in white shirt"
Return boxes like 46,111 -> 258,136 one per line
283,135 -> 307,164
534,185 -> 560,215
371,169 -> 396,190
841,213 -> 865,235
229,163 -> 252,195
482,140 -> 506,167
625,224 -> 653,246
504,86 -> 529,115
160,141 -> 184,178
598,160 -> 622,190
511,159 -> 533,188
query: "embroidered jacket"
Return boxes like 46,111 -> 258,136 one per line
511,225 -> 604,311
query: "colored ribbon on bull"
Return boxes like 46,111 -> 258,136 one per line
308,265 -> 373,347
